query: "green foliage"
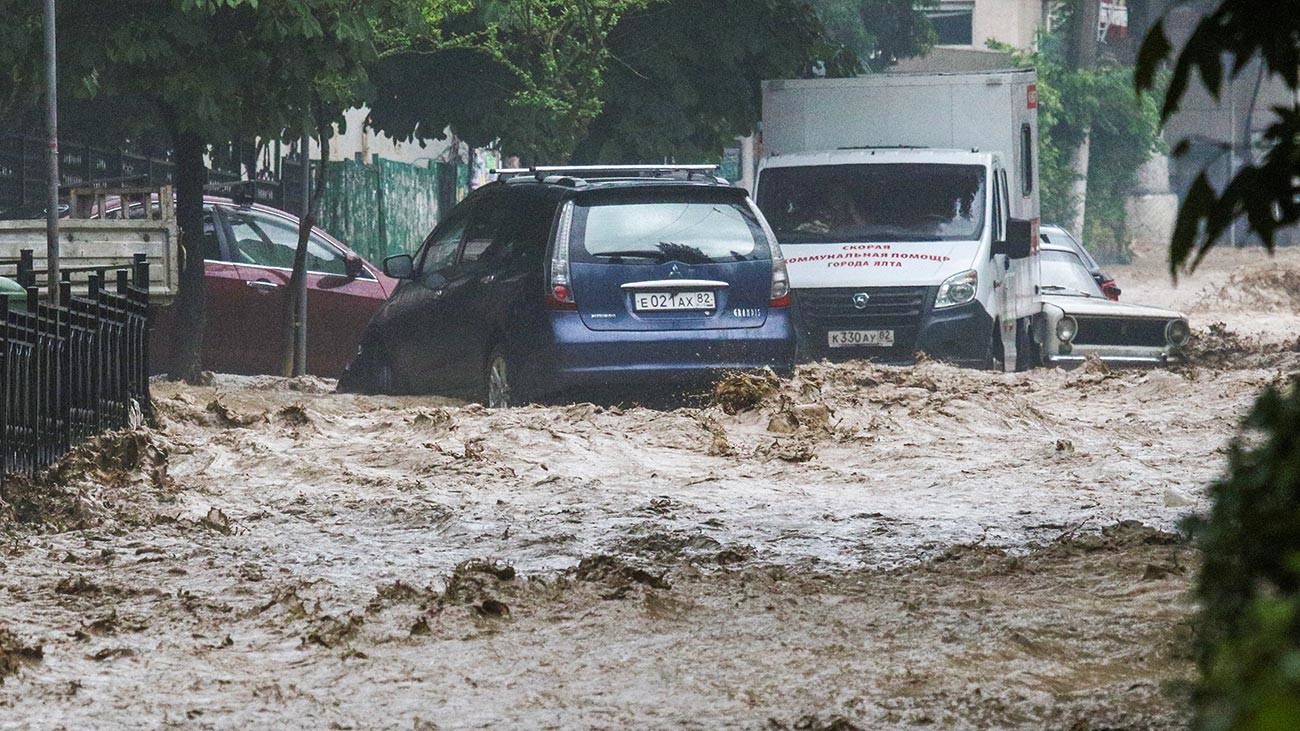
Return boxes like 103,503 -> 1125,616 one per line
809,0 -> 935,71
371,0 -> 938,164
572,0 -> 830,163
370,0 -> 648,163
59,0 -> 424,142
1083,66 -> 1166,260
997,34 -> 1163,262
1188,382 -> 1300,731
0,0 -> 42,129
1136,0 -> 1300,273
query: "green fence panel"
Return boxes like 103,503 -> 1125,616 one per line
313,157 -> 470,264
378,158 -> 440,256
317,160 -> 385,264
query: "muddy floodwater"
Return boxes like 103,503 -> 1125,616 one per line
2,248 -> 1298,729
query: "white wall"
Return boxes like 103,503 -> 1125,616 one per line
307,107 -> 458,167
980,0 -> 1045,49
936,0 -> 1045,51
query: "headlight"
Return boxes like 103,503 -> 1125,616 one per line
935,270 -> 978,309
1055,316 -> 1078,343
1166,319 -> 1190,347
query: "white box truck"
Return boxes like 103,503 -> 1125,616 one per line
756,69 -> 1041,370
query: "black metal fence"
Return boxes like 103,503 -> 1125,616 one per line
0,251 -> 152,484
0,135 -> 259,218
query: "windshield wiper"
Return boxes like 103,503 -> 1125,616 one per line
1042,285 -> 1095,298
592,250 -> 664,261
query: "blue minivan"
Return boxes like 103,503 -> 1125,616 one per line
338,166 -> 796,406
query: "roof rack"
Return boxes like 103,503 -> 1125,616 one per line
493,164 -> 721,182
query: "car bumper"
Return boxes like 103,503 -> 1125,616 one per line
914,301 -> 995,366
533,309 -> 797,392
1043,345 -> 1186,366
795,287 -> 992,366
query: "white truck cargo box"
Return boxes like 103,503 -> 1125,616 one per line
762,69 -> 1039,221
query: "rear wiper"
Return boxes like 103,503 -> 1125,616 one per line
592,250 -> 663,261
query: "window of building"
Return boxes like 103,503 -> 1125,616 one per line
927,1 -> 976,46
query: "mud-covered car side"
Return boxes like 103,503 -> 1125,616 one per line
1037,244 -> 1189,366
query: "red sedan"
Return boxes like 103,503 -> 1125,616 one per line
151,198 -> 396,377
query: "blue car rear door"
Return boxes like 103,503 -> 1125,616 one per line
565,189 -> 772,333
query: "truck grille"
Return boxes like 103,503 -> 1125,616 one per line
796,286 -> 932,360
1073,317 -> 1168,347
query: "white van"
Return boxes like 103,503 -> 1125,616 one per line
756,70 -> 1042,370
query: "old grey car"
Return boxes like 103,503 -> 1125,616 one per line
1038,242 -> 1189,366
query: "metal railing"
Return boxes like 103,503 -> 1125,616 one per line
1,250 -> 152,484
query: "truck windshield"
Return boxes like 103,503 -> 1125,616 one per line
757,163 -> 987,244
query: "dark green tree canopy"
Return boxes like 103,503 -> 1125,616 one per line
811,0 -> 936,71
573,0 -> 831,163
368,0 -> 938,164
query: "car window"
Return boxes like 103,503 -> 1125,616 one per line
998,169 -> 1011,228
225,211 -> 348,276
202,208 -> 223,261
459,209 -> 502,265
992,169 -> 1004,242
496,195 -> 556,267
1040,250 -> 1106,297
571,196 -> 770,265
1042,227 -> 1102,273
416,217 -> 467,277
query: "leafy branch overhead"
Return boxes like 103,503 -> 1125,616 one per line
1136,0 -> 1300,273
371,0 -> 650,163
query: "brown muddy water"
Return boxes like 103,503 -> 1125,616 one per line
1,247 -> 1298,729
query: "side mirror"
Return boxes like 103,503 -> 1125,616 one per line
383,254 -> 415,279
1004,218 -> 1034,260
344,253 -> 365,279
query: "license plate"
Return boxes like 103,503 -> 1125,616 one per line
828,330 -> 895,348
633,290 -> 716,312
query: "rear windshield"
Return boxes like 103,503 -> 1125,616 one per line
757,163 -> 987,244
1041,227 -> 1101,273
571,199 -> 770,265
1041,250 -> 1105,297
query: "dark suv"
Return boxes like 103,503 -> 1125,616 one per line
338,165 -> 797,406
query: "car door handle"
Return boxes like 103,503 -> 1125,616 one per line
246,279 -> 281,293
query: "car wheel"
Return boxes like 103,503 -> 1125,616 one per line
338,341 -> 396,395
1014,318 -> 1040,372
982,322 -> 1005,372
485,347 -> 513,409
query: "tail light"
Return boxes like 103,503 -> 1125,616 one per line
546,201 -> 577,311
770,251 -> 791,307
746,198 -> 791,308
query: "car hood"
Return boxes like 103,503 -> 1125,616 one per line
1044,294 -> 1185,320
782,241 -> 978,288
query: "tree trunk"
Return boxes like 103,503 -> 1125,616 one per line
281,124 -> 330,377
171,129 -> 208,383
1067,0 -> 1101,71
1067,0 -> 1101,239
1069,128 -> 1091,237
